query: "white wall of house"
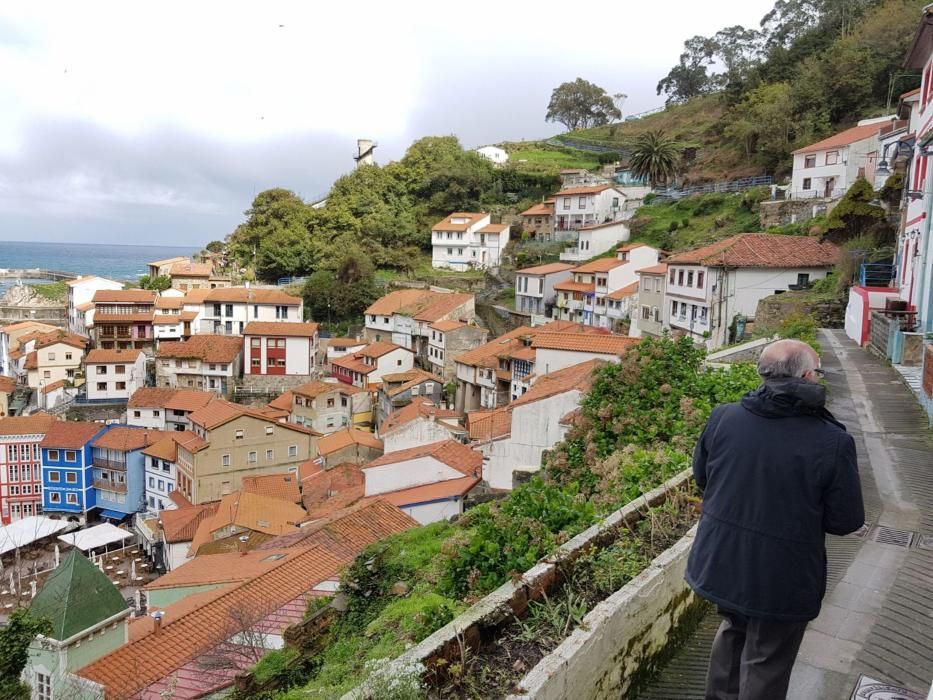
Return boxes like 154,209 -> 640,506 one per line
199,301 -> 302,335
560,222 -> 631,262
25,342 -> 85,390
68,278 -> 122,334
382,417 -> 459,453
144,456 -> 176,513
363,456 -> 464,495
480,390 -> 581,490
515,270 -> 575,315
553,188 -> 626,231
165,540 -> 191,571
791,135 -> 880,199
370,348 -> 414,383
127,407 -> 167,430
86,354 -> 146,401
245,335 -> 316,376
400,498 -> 463,524
533,348 -> 620,375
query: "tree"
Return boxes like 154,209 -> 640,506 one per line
137,274 -> 171,292
226,189 -> 312,276
0,608 -> 52,700
724,82 -> 795,169
545,78 -> 622,131
657,36 -> 720,103
628,131 -> 681,189
205,240 -> 225,253
302,243 -> 379,325
824,177 -> 890,243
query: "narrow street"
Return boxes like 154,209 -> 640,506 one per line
638,329 -> 933,700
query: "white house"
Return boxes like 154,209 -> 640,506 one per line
475,145 -> 508,165
379,397 -> 464,452
325,338 -> 369,364
198,287 -> 303,336
431,212 -> 510,271
155,335 -> 244,395
514,262 -> 576,318
531,332 -> 637,375
553,185 -> 627,232
330,341 -> 414,389
664,233 -> 840,348
364,288 -> 475,358
361,439 -> 482,524
66,276 -> 122,335
126,387 -> 215,431
243,321 -> 319,377
141,432 -> 203,512
152,291 -> 197,342
84,349 -> 146,401
470,359 -> 601,490
559,221 -> 631,263
790,120 -> 889,199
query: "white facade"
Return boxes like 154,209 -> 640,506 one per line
398,499 -> 463,525
553,186 -> 627,232
514,266 -> 575,316
363,455 -> 464,496
127,406 -> 167,430
245,333 -> 318,376
533,347 -> 622,375
476,146 -> 508,165
560,221 -> 631,262
67,277 -> 122,334
144,454 -> 176,512
382,416 -> 461,453
431,213 -> 510,271
480,389 -> 581,490
198,295 -> 303,335
86,353 -> 146,401
790,120 -> 888,199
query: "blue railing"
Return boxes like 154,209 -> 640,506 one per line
859,263 -> 896,287
277,276 -> 308,286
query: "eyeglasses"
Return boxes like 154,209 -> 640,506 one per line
811,368 -> 825,377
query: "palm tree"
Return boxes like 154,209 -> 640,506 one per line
628,130 -> 680,189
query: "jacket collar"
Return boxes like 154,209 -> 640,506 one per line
741,378 -> 846,430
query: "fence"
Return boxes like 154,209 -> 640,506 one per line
655,175 -> 773,200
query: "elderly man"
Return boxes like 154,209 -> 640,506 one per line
686,339 -> 865,700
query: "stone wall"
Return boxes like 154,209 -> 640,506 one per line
755,293 -> 845,330
759,198 -> 838,228
0,305 -> 67,326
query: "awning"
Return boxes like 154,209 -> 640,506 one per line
58,523 -> 133,551
96,509 -> 128,521
0,516 -> 71,556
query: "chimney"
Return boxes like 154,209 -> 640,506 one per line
152,611 -> 164,635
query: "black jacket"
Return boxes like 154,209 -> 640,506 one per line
685,378 -> 865,621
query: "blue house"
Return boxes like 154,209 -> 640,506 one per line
90,426 -> 164,521
40,422 -> 112,524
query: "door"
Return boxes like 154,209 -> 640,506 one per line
824,178 -> 835,198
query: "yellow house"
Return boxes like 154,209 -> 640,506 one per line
23,330 -> 88,390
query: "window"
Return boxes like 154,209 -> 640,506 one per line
802,177 -> 812,190
562,198 -> 570,209
65,472 -> 77,483
116,381 -> 126,391
133,410 -> 141,418
288,445 -> 298,457
447,247 -> 453,255
275,305 -> 289,319
700,307 -> 708,321
97,382 -> 107,391
222,454 -> 231,467
248,451 -> 257,463
64,450 -> 76,462
578,196 -> 586,209
48,492 -> 60,504
154,410 -> 160,417
148,476 -> 154,487
65,352 -> 72,360
687,271 -> 694,287
677,270 -> 684,285
96,365 -> 107,375
44,370 -> 51,379
158,479 -> 164,490
253,304 -> 259,319
48,450 -> 59,461
266,449 -> 274,460
48,352 -> 56,361
49,471 -> 60,482
115,365 -> 126,374
696,271 -> 704,289
250,337 -> 261,347
669,269 -> 675,284
804,154 -> 816,168
825,150 -> 838,165
797,273 -> 810,286
235,430 -> 244,440
642,305 -> 651,320
251,358 -> 261,367
66,492 -> 79,505
340,396 -> 348,407
224,303 -> 233,317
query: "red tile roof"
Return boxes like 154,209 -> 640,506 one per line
510,359 -> 603,409
92,289 -> 157,303
364,439 -> 482,477
40,380 -> 66,395
156,335 -> 243,363
365,289 -> 473,322
0,375 -> 15,394
85,348 -> 143,364
241,473 -> 302,504
39,421 -> 102,449
0,413 -> 57,436
164,389 -> 217,412
92,427 -> 165,452
356,341 -> 410,359
243,321 -> 320,337
298,461 -> 366,518
606,281 -> 639,299
429,319 -> 466,332
159,503 -> 218,543
292,381 -> 361,399
521,201 -> 555,217
380,397 -> 461,435
431,212 -> 488,231
574,258 -> 625,273
377,475 -> 480,506
467,408 -> 513,441
317,428 -> 383,455
665,233 -> 840,268
617,242 -> 651,252
554,280 -> 596,293
637,263 -> 669,275
554,184 -> 615,196
204,287 -> 301,304
31,330 -> 88,351
517,262 -> 576,275
479,223 -> 509,233
531,333 -> 638,355
168,262 -> 212,277
793,123 -> 883,153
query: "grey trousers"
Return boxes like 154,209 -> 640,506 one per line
705,608 -> 808,700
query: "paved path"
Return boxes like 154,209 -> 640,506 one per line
638,329 -> 933,700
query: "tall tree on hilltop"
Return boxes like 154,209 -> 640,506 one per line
545,78 -> 622,131
628,131 -> 680,189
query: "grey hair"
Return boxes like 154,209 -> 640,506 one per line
757,339 -> 818,379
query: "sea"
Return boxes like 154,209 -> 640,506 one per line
0,240 -> 201,295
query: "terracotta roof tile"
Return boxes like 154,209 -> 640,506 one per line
509,359 -> 603,409
267,391 -> 294,412
127,387 -> 178,408
148,256 -> 189,267
39,421 -> 102,449
383,369 -> 438,398
617,242 -> 651,252
146,547 -> 299,590
554,280 -> 596,293
40,380 -> 66,395
574,258 -> 625,273
168,262 -> 212,277
365,289 -> 474,322
380,397 -> 461,435
154,296 -> 184,309
554,184 -> 615,195
23,351 -> 37,370
429,319 -> 467,332
92,427 -> 166,452
331,354 -> 373,375
431,212 -> 488,231
531,333 -> 638,355
241,473 -> 301,504
377,475 -> 480,506
164,389 -> 216,412
91,313 -> 155,323
665,233 -> 840,268
793,123 -> 883,153
520,201 -> 555,217
364,439 -> 482,477
156,335 -> 243,363
479,223 -> 509,233
318,428 -> 383,455
31,330 -> 88,351
326,337 -> 367,348
637,263 -> 668,275
92,289 -> 157,303
85,348 -> 143,364
0,413 -> 57,436
159,502 -> 218,543
356,341 -> 409,359
298,462 -> 366,517
606,281 -> 639,299
142,431 -> 205,461
467,408 -> 512,441
243,321 -> 320,337
0,375 -> 15,394
188,491 -> 306,555
259,498 -> 417,554
516,262 -> 576,275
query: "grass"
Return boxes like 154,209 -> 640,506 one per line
494,285 -> 515,309
504,142 -> 601,173
629,190 -> 766,252
374,252 -> 486,283
28,281 -> 68,302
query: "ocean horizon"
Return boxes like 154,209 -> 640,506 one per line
0,240 -> 202,290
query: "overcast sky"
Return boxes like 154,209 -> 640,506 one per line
0,1 -> 775,247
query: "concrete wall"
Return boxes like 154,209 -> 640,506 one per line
401,497 -> 462,524
363,456 -> 463,495
383,417 -> 459,453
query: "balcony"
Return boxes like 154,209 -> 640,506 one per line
93,456 -> 126,470
93,478 -> 127,493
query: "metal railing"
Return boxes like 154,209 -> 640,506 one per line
655,176 -> 773,200
860,263 -> 896,287
93,478 -> 128,493
93,457 -> 127,470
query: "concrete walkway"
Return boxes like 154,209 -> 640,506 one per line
638,329 -> 933,700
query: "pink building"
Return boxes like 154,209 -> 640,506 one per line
0,413 -> 57,524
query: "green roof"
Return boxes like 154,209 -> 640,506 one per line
29,549 -> 128,641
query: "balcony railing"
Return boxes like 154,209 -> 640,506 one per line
93,457 -> 126,470
93,479 -> 127,493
